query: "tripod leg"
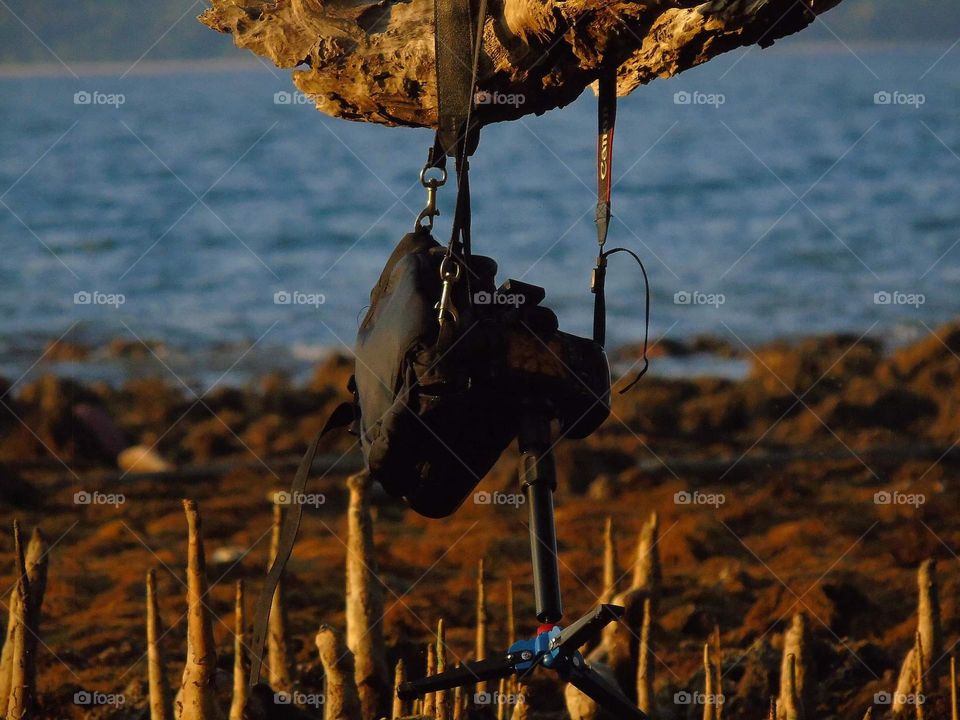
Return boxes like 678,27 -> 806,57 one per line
398,656 -> 516,700
564,656 -> 649,720
519,411 -> 562,623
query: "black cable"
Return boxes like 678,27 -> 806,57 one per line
600,246 -> 651,393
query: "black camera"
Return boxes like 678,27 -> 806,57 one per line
490,279 -> 611,439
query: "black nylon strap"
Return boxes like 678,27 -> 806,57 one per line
592,66 -> 618,346
434,0 -> 481,159
248,401 -> 355,687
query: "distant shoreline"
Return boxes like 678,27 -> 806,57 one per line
0,40 -> 942,79
0,56 -> 263,79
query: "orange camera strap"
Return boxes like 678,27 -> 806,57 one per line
592,65 -> 618,347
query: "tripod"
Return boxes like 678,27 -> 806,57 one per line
399,403 -> 648,719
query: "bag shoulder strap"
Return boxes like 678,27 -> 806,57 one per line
248,400 -> 356,687
434,0 -> 483,159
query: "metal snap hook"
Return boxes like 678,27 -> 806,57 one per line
415,167 -> 448,230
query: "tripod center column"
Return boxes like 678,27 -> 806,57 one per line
519,410 -> 563,624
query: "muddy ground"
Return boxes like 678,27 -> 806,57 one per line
1,321 -> 959,719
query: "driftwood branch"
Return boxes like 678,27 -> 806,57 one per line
199,0 -> 843,127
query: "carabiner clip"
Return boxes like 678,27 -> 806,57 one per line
415,165 -> 448,231
436,255 -> 461,328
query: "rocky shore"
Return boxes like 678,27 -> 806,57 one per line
0,321 -> 958,718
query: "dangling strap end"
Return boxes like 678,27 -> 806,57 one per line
592,255 -> 607,346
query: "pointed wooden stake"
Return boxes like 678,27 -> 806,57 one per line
950,654 -> 957,720
778,614 -> 813,720
229,580 -> 248,720
315,625 -> 362,720
513,679 -> 531,720
424,641 -> 438,718
713,625 -> 723,720
147,569 -> 173,720
637,597 -> 654,717
918,559 -> 941,688
393,659 -> 407,719
507,579 -> 516,647
452,683 -> 463,720
267,503 -> 293,693
436,619 -> 450,720
175,500 -> 220,720
915,632 -> 926,720
346,471 -> 389,719
632,511 -> 661,595
476,559 -> 488,695
778,653 -> 801,720
895,647 -> 918,718
24,529 -> 47,628
602,517 -> 617,603
6,521 -> 33,720
0,525 -> 46,714
703,643 -> 717,720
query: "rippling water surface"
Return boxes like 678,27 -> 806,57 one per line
1,44 -> 958,385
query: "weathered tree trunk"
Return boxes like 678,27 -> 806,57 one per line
199,0 -> 844,128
